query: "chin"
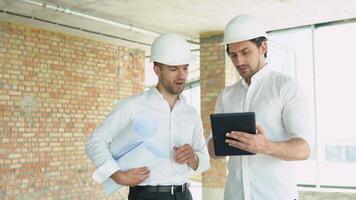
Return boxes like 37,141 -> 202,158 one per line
242,73 -> 252,79
175,86 -> 184,93
175,90 -> 183,95
175,90 -> 184,95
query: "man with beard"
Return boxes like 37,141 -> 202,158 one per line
207,15 -> 314,200
86,33 -> 210,200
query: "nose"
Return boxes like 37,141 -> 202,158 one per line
233,55 -> 245,66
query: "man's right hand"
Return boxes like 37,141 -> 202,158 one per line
110,167 -> 150,186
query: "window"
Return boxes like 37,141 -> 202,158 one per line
144,58 -> 157,88
314,21 -> 356,187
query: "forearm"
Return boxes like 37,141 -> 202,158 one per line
110,167 -> 150,186
110,170 -> 123,183
188,154 -> 199,170
266,137 -> 311,161
189,148 -> 211,173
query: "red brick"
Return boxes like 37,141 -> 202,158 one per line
0,21 -> 144,199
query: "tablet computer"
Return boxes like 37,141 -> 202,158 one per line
210,112 -> 256,156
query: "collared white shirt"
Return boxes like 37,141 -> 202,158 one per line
86,87 -> 210,193
215,64 -> 314,200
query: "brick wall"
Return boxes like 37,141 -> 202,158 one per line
200,32 -> 227,200
0,21 -> 144,200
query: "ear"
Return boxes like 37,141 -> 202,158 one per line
153,64 -> 161,78
260,40 -> 268,55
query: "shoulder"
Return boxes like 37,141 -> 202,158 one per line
267,71 -> 305,102
112,91 -> 146,111
221,80 -> 242,95
269,70 -> 293,84
179,95 -> 199,114
267,70 -> 300,91
219,80 -> 243,100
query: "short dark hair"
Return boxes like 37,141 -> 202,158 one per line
153,62 -> 164,68
226,36 -> 268,58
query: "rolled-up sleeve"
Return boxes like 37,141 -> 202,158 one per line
86,100 -> 134,183
191,110 -> 210,173
281,79 -> 315,148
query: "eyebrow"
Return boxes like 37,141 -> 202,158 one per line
229,47 -> 249,55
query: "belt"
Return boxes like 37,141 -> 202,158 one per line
131,183 -> 189,195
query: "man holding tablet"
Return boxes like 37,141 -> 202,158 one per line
207,15 -> 314,200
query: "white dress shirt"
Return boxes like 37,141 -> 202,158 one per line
86,87 -> 210,193
215,65 -> 314,200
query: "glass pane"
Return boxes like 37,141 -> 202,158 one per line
145,58 -> 157,88
315,22 -> 356,187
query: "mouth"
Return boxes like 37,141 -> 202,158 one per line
174,80 -> 185,87
237,65 -> 249,73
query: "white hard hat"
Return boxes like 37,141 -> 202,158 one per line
150,33 -> 194,65
223,15 -> 268,45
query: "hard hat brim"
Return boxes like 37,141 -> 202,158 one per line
220,33 -> 268,45
150,54 -> 196,66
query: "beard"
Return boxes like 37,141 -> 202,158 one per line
162,80 -> 185,95
238,58 -> 263,81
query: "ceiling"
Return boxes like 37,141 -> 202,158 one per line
1,0 -> 356,55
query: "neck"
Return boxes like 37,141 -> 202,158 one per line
246,60 -> 267,85
156,84 -> 179,110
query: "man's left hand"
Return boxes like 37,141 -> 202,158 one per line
173,144 -> 199,170
225,124 -> 271,154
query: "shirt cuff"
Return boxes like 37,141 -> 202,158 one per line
92,159 -> 121,183
102,178 -> 122,194
192,152 -> 210,173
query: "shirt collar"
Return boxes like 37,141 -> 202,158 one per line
148,86 -> 185,101
148,87 -> 163,99
241,63 -> 271,88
